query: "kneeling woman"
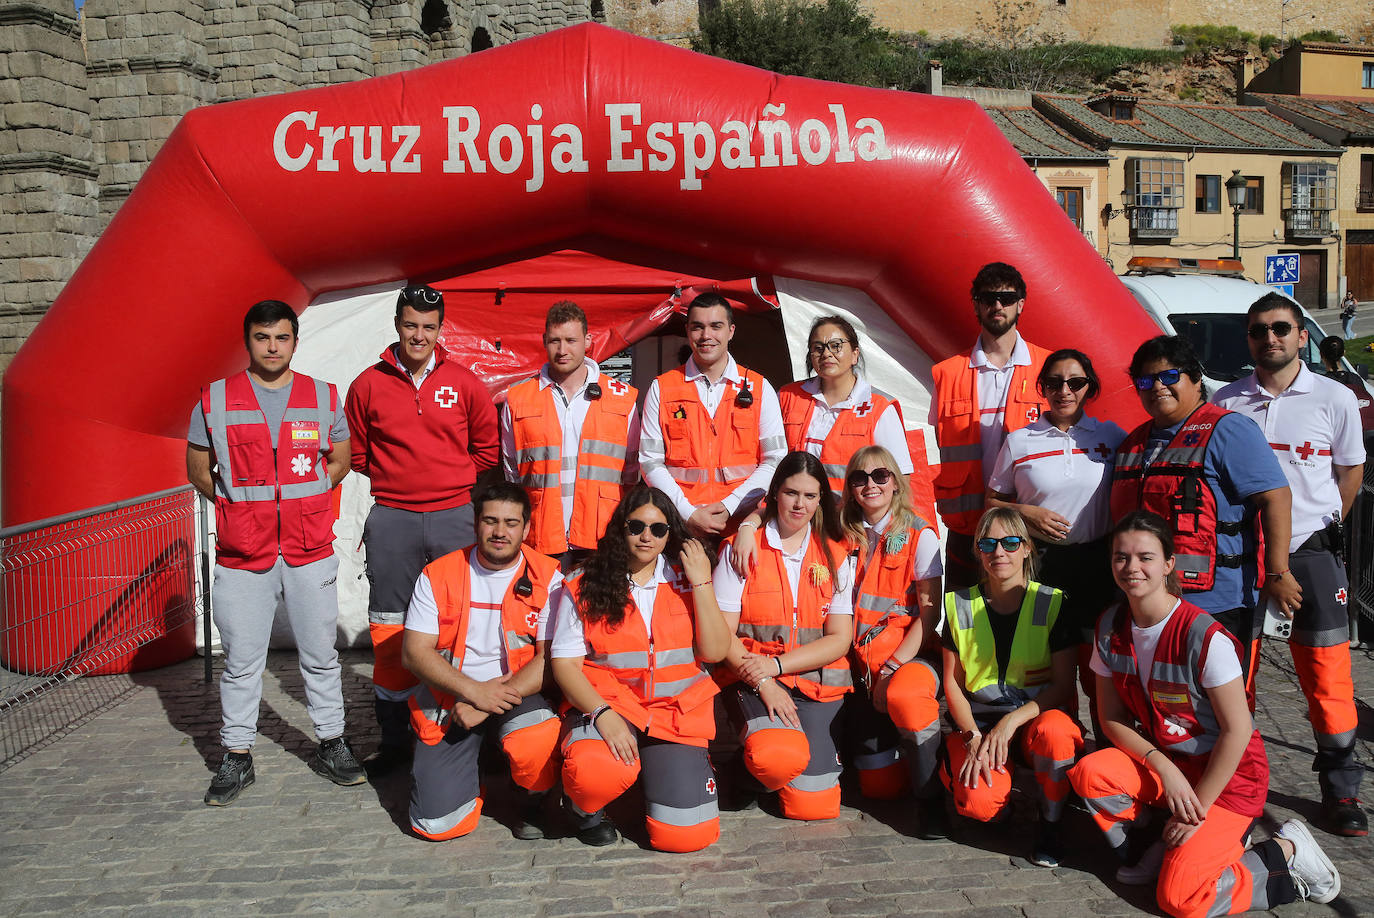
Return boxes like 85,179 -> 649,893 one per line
1069,511 -> 1339,916
841,446 -> 946,837
715,451 -> 856,821
940,507 -> 1083,867
551,486 -> 731,852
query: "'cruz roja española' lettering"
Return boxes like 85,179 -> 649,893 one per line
271,102 -> 891,192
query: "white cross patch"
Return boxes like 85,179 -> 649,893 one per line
290,454 -> 313,478
607,379 -> 628,396
434,386 -> 459,409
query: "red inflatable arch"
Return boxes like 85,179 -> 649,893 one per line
2,23 -> 1157,672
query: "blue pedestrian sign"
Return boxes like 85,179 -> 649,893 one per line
1265,254 -> 1299,286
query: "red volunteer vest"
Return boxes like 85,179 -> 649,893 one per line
565,568 -> 719,746
1096,600 -> 1268,816
407,545 -> 559,745
506,373 -> 637,554
851,517 -> 936,682
778,380 -> 902,494
202,371 -> 337,571
656,365 -> 767,505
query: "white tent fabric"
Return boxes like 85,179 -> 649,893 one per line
214,277 -> 941,650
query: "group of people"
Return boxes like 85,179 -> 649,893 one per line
188,262 -> 1364,917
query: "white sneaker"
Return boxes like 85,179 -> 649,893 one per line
1277,819 -> 1341,904
1115,839 -> 1165,885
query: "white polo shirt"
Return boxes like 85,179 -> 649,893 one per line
713,520 -> 855,616
987,415 -> 1128,544
792,374 -> 915,474
549,555 -> 680,659
1213,364 -> 1365,551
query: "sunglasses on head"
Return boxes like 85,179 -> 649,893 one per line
976,536 -> 1026,553
808,339 -> 851,357
846,467 -> 894,488
974,290 -> 1022,307
402,285 -> 442,305
626,519 -> 670,538
1133,368 -> 1183,390
1247,321 -> 1296,340
1042,376 -> 1090,393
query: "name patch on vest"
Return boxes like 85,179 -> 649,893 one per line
1152,689 -> 1189,706
291,422 -> 320,443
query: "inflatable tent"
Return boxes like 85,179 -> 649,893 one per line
2,23 -> 1158,672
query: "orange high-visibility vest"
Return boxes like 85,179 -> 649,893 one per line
851,517 -> 936,683
728,527 -> 853,702
201,371 -> 338,571
564,568 -> 719,747
407,545 -> 559,745
656,365 -> 768,505
506,374 -> 637,554
778,380 -> 902,494
931,341 -> 1050,535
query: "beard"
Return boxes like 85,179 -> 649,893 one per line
1254,348 -> 1297,373
980,312 -> 1019,336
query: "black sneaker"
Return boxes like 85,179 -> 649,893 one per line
310,736 -> 367,786
915,796 -> 951,840
1324,797 -> 1369,837
1030,819 -> 1064,868
205,752 -> 255,806
362,742 -> 413,778
576,816 -> 619,847
513,796 -> 547,841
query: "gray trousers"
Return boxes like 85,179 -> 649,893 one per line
213,555 -> 345,750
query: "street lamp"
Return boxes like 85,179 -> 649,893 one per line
1225,169 -> 1247,261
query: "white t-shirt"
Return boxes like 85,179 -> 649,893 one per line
1089,601 -> 1242,690
713,520 -> 855,616
1212,364 -> 1366,551
405,555 -> 563,683
861,510 -> 943,581
792,375 -> 915,474
987,415 -> 1128,544
550,555 -> 681,659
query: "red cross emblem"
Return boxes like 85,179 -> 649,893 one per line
1336,588 -> 1348,605
705,777 -> 717,795
1026,406 -> 1041,422
434,385 -> 459,409
606,378 -> 628,396
1094,443 -> 1113,459
525,610 -> 540,629
1295,442 -> 1315,460
853,401 -> 873,418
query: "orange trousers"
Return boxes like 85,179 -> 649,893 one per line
939,708 -> 1082,822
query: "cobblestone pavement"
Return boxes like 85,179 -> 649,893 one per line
1,641 -> 1370,918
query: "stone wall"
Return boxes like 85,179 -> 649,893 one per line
0,0 -> 594,371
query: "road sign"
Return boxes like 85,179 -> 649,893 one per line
1270,283 -> 1295,298
1265,254 -> 1299,286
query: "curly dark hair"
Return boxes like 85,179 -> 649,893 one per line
761,451 -> 844,584
577,486 -> 688,627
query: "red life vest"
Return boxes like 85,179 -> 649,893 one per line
851,517 -> 936,683
407,545 -> 559,745
726,527 -> 853,702
655,365 -> 769,505
778,380 -> 902,494
564,567 -> 719,747
202,371 -> 338,571
1110,403 -> 1252,593
1096,599 -> 1269,817
505,373 -> 637,554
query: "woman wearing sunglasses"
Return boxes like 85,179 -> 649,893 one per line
1070,511 -> 1338,914
839,446 -> 948,837
986,349 -> 1126,732
550,486 -> 732,851
1109,336 -> 1296,701
939,507 -> 1083,867
714,451 -> 856,820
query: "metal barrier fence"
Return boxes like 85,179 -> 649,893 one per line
0,486 -> 209,714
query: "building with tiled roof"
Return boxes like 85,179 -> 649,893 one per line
1030,92 -> 1342,308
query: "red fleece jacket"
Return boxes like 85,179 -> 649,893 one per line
345,344 -> 499,511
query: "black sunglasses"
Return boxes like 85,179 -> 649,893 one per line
626,519 -> 670,538
1247,321 -> 1296,340
974,290 -> 1023,307
402,285 -> 442,305
976,536 -> 1026,553
1042,376 -> 1090,393
846,468 -> 894,488
1133,368 -> 1183,390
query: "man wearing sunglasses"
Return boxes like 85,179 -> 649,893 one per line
400,483 -> 563,841
502,301 -> 640,571
930,262 -> 1051,588
346,283 -> 501,775
1213,293 -> 1368,837
640,292 -> 787,539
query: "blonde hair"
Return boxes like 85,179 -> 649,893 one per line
973,507 -> 1038,584
840,446 -> 919,551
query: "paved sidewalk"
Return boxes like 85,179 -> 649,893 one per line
1,641 -> 1370,918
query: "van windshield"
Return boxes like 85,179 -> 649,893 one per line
1168,313 -> 1325,382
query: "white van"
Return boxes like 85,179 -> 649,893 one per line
1117,257 -> 1373,429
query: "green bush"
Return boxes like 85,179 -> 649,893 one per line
1296,29 -> 1344,44
1169,24 -> 1258,56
